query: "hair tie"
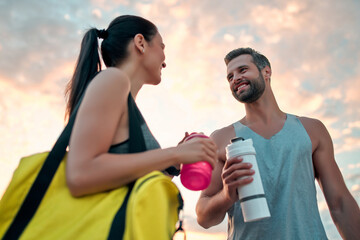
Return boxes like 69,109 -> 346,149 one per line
97,29 -> 108,39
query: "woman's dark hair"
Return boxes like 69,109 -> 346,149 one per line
65,15 -> 158,119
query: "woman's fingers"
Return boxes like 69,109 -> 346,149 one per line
176,137 -> 218,167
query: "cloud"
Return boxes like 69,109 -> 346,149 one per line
90,0 -> 130,11
0,1 -> 80,86
344,172 -> 360,200
0,78 -> 65,165
0,0 -> 130,88
351,184 -> 360,192
346,173 -> 360,182
92,8 -> 103,19
348,163 -> 360,170
344,74 -> 360,112
250,2 -> 307,32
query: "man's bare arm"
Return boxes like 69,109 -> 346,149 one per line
196,159 -> 234,228
302,117 -> 360,239
196,127 -> 254,228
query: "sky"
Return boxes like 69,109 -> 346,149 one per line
0,0 -> 359,239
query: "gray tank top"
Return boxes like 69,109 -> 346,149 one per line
108,124 -> 160,154
228,114 -> 327,240
108,97 -> 160,154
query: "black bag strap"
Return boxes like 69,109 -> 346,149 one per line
107,93 -> 147,239
3,92 -> 146,240
3,95 -> 84,240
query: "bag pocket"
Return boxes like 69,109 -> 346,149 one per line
124,171 -> 183,240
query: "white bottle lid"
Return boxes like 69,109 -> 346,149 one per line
226,138 -> 256,159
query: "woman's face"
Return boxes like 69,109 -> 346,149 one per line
143,32 -> 166,85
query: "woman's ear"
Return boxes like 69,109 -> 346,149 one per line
134,33 -> 145,54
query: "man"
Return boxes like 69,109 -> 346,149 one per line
196,47 -> 360,239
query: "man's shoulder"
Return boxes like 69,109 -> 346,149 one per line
295,115 -> 328,140
209,124 -> 237,162
210,123 -> 237,149
296,115 -> 323,128
211,124 -> 234,138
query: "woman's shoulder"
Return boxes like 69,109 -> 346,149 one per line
97,67 -> 130,85
83,68 -> 130,105
88,68 -> 130,93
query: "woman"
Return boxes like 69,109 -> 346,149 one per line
64,15 -> 217,197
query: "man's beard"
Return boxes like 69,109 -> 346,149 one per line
232,74 -> 265,103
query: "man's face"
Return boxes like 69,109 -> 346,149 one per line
226,54 -> 265,103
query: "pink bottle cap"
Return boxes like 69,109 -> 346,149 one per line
180,133 -> 212,191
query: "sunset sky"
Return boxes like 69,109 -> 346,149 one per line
1,0 -> 359,239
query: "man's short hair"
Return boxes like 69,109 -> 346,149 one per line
224,47 -> 271,70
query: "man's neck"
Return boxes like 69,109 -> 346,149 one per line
240,90 -> 286,139
242,89 -> 284,124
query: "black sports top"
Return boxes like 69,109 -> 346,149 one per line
108,94 -> 179,176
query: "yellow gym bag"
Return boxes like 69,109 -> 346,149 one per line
0,94 -> 184,240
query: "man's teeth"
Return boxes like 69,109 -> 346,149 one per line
237,84 -> 246,91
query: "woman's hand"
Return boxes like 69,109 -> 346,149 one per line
178,132 -> 190,145
175,136 -> 217,169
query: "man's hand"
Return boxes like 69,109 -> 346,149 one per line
221,156 -> 255,203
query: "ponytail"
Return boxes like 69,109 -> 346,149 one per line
65,15 -> 158,120
65,28 -> 102,119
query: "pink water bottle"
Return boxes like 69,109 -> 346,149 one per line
180,133 -> 213,191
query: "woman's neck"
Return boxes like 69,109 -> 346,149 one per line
116,60 -> 144,100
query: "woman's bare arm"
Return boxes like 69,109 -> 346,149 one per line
66,69 -> 217,197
